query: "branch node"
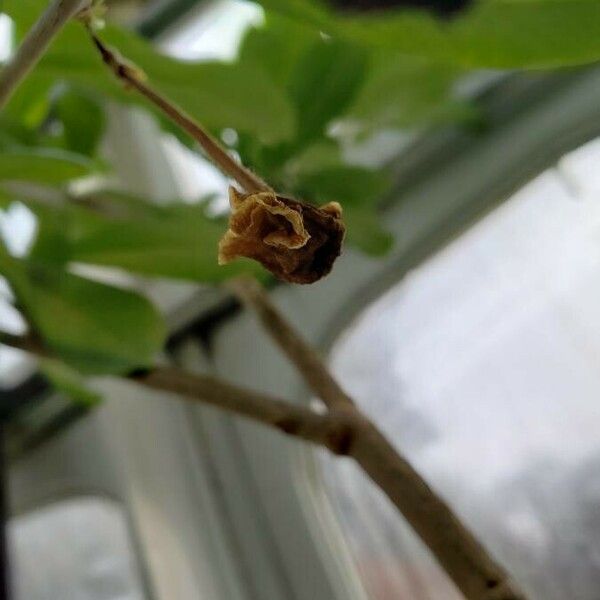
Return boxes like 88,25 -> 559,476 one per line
325,424 -> 355,455
90,32 -> 147,86
274,416 -> 303,436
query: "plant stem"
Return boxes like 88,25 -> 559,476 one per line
134,366 -> 360,451
228,277 -> 355,411
1,299 -> 525,600
88,32 -> 272,194
0,0 -> 85,110
230,277 -> 527,600
0,331 -> 356,454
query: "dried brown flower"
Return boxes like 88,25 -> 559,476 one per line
219,187 -> 345,284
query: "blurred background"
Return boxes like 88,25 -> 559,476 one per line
3,1 -> 600,599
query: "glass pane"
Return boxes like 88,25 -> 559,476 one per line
322,137 -> 600,599
9,497 -> 146,600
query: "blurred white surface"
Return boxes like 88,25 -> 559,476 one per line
10,498 -> 145,600
160,0 -> 262,61
0,14 -> 13,62
0,202 -> 35,387
324,136 -> 600,599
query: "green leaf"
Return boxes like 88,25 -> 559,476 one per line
254,0 -> 328,28
27,191 -> 264,282
285,140 -> 343,176
238,14 -> 319,88
39,357 -> 102,406
256,0 -> 600,68
55,88 -> 106,157
0,148 -> 93,184
344,206 -> 394,256
70,206 -> 260,282
5,79 -> 53,128
5,0 -> 296,142
13,21 -> 296,145
27,200 -> 73,265
288,37 -> 368,145
3,0 -> 45,35
297,165 -> 391,207
344,52 -> 465,131
104,26 -> 296,144
0,251 -> 166,374
0,189 -> 14,209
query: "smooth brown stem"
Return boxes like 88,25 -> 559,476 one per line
0,332 -> 358,455
229,277 -> 527,600
351,422 -> 525,600
0,0 -> 85,110
134,365 -> 345,447
229,277 -> 355,411
88,32 -> 271,194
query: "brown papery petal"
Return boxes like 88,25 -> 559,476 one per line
218,187 -> 345,284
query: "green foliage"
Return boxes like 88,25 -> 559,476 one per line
0,3 -> 468,274
55,88 -> 106,157
238,14 -> 319,88
0,246 -> 166,374
39,357 -> 102,406
287,38 -> 368,147
3,0 -> 593,394
25,191 -> 263,282
100,26 -> 295,144
236,13 -> 448,254
343,206 -> 393,256
297,165 -> 391,207
5,6 -> 296,145
346,52 -> 468,132
254,0 -> 600,68
0,149 -> 94,184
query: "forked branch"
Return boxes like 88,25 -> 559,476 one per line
230,277 -> 526,600
0,331 -> 355,453
228,278 -> 355,411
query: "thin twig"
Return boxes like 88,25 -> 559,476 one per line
0,331 -> 47,356
230,277 -> 526,600
229,277 -> 355,411
87,32 -> 271,194
0,332 -> 354,454
0,0 -> 85,110
134,366 -> 360,451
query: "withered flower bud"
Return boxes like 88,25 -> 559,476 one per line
218,187 -> 345,284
